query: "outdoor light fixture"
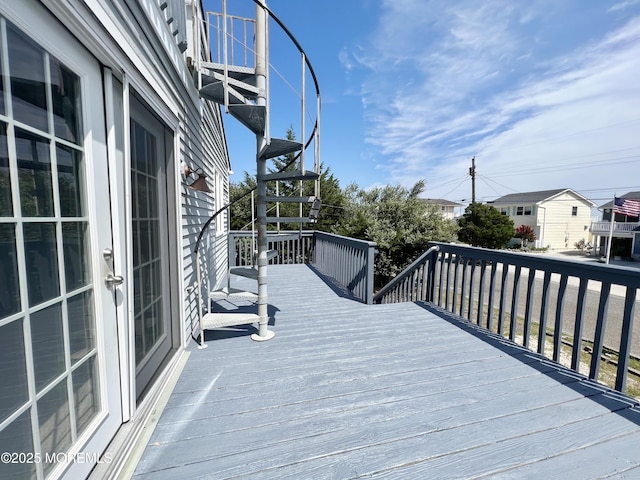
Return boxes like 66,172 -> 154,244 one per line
309,197 -> 322,220
187,173 -> 211,193
181,162 -> 212,193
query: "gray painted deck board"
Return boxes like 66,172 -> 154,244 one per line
134,265 -> 640,479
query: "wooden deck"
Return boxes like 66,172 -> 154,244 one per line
133,265 -> 640,479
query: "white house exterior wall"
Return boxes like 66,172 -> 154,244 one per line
536,193 -> 592,250
0,0 -> 229,478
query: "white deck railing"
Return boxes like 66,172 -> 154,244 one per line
591,221 -> 639,234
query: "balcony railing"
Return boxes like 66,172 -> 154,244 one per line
228,230 -> 376,304
591,221 -> 639,235
374,242 -> 640,396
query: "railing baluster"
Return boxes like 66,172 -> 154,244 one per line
553,275 -> 568,363
411,269 -> 418,302
616,287 -> 637,392
487,262 -> 497,331
477,260 -> 487,328
444,253 -> 453,310
523,268 -> 535,349
589,282 -> 612,381
451,255 -> 459,313
497,263 -> 509,335
509,265 -> 521,342
537,271 -> 552,355
459,256 -> 468,317
571,278 -> 588,371
437,252 -> 445,307
467,258 -> 477,322
427,251 -> 437,302
422,256 -> 428,302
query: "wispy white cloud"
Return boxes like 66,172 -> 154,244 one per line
351,0 -> 640,202
609,0 -> 640,13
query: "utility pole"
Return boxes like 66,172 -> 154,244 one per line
469,156 -> 476,204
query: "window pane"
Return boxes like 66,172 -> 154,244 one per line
67,290 -> 95,363
23,223 -> 59,306
16,129 -> 53,217
134,313 -> 143,364
50,57 -> 82,144
136,172 -> 148,218
0,319 -> 28,424
31,303 -> 65,392
132,121 -> 146,173
62,221 -> 89,291
57,145 -> 84,217
143,303 -> 155,356
73,355 -> 100,436
139,220 -> 150,264
0,223 -> 20,318
8,24 -> 48,133
0,123 -> 12,216
146,128 -> 157,172
0,410 -> 36,480
38,379 -> 72,477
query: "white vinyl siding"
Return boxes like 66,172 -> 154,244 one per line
536,192 -> 592,249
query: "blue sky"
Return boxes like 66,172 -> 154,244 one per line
207,0 -> 640,209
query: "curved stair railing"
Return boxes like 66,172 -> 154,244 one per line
194,0 -> 321,346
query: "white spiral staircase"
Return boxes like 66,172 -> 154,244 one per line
194,0 -> 321,345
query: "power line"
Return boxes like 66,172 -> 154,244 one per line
476,174 -> 519,195
440,176 -> 470,200
477,175 -> 503,198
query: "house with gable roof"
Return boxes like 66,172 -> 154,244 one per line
420,198 -> 463,220
591,191 -> 640,259
489,188 -> 595,250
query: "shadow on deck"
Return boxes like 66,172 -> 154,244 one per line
133,265 -> 640,479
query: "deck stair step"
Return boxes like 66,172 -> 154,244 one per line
208,287 -> 258,302
201,312 -> 259,330
230,266 -> 258,280
261,170 -> 319,182
259,138 -> 302,159
265,195 -> 316,203
249,249 -> 278,263
228,104 -> 265,134
265,233 -> 307,241
264,249 -> 278,261
201,61 -> 255,78
200,82 -> 247,106
200,72 -> 259,100
266,216 -> 316,223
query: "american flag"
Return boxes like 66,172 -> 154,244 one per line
614,197 -> 640,217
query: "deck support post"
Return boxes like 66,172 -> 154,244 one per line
251,0 -> 274,342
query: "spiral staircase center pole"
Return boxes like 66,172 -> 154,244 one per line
251,0 -> 275,341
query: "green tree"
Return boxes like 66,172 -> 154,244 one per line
457,203 -> 514,249
335,180 -> 459,287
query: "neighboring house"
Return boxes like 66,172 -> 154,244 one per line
489,189 -> 595,250
0,1 -> 230,479
421,198 -> 463,220
591,192 -> 640,259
